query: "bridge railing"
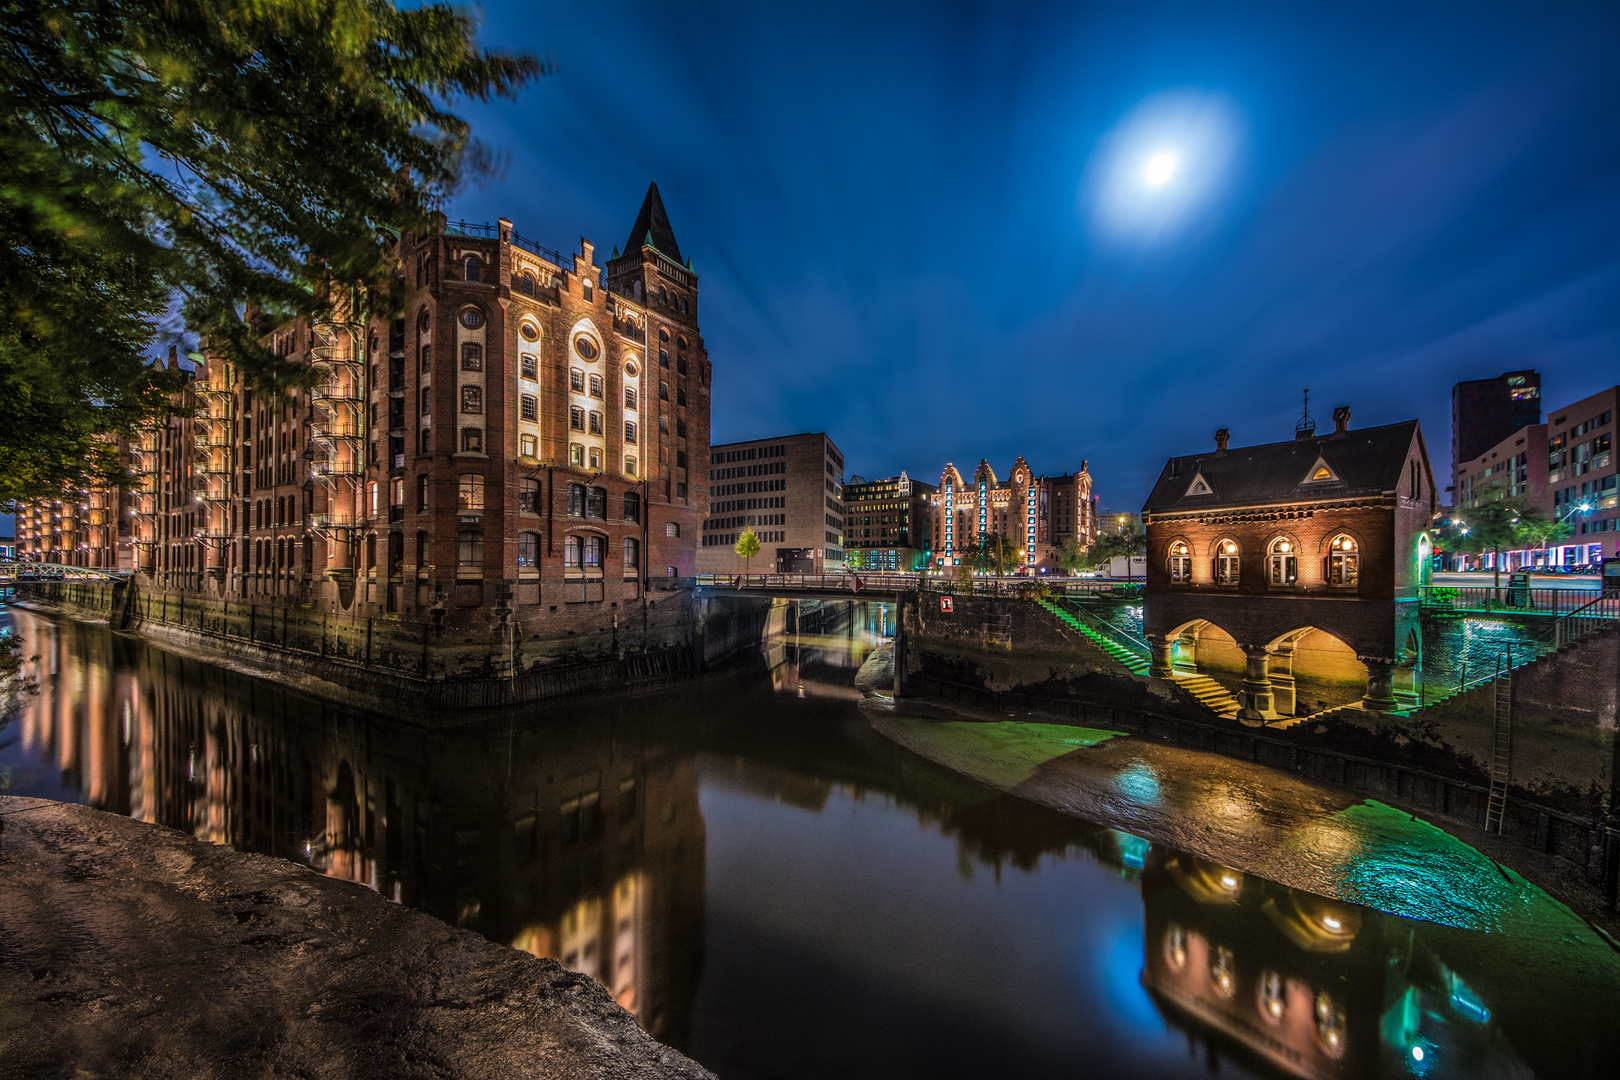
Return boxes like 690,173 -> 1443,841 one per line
1417,584 -> 1600,616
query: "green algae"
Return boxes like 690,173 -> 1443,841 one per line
882,720 -> 1125,788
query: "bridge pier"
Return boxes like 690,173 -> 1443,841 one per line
1237,644 -> 1278,723
1148,637 -> 1176,679
1360,657 -> 1400,712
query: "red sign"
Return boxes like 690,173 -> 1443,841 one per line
940,596 -> 954,612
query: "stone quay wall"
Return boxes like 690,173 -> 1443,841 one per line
14,579 -> 773,717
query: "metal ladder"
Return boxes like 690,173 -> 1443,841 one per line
1484,655 -> 1513,835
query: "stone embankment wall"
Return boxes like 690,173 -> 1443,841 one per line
899,594 -> 1620,899
0,797 -> 714,1080
16,580 -> 772,716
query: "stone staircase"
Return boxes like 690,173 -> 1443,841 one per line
1169,673 -> 1242,718
1036,598 -> 1151,674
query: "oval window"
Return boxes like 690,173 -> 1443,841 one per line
624,360 -> 639,377
574,336 -> 599,360
519,322 -> 539,342
460,308 -> 483,329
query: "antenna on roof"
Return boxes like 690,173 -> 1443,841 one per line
1295,388 -> 1316,439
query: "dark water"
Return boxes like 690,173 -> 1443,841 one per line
3,605 -> 1618,1080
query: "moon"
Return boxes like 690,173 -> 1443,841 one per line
1143,152 -> 1178,187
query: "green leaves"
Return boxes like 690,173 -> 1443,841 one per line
0,1 -> 541,505
734,528 -> 762,561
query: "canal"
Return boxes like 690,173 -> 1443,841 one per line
2,604 -> 1618,1079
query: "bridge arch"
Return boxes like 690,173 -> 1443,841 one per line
1260,625 -> 1367,716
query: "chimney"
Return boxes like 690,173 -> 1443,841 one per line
1214,429 -> 1230,453
1333,406 -> 1351,435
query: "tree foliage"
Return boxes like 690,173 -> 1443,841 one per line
1449,494 -> 1568,587
734,528 -> 761,569
0,0 -> 540,505
1056,537 -> 1090,575
1089,516 -> 1146,577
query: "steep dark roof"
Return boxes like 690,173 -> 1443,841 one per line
622,181 -> 684,264
1142,421 -> 1422,514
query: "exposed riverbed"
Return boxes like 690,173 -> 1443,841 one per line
3,605 -> 1618,1079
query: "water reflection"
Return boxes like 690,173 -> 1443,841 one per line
3,606 -> 1616,1079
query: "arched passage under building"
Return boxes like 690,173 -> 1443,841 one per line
1154,619 -> 1395,720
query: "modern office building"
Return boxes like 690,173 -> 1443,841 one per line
1450,370 -> 1540,495
15,183 -> 710,630
1457,385 -> 1616,569
930,457 -> 1097,571
698,432 -> 844,574
842,472 -> 936,571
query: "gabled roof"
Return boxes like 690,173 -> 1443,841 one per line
1142,421 -> 1424,514
622,181 -> 684,264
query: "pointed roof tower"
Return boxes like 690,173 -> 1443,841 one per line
623,181 -> 684,264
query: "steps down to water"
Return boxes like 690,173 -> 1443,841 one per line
1169,673 -> 1242,718
1035,599 -> 1152,674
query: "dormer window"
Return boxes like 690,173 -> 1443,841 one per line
1216,540 -> 1240,584
1268,538 -> 1298,585
1328,535 -> 1359,586
1168,541 -> 1192,583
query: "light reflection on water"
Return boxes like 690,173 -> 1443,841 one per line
1,604 -> 1616,1079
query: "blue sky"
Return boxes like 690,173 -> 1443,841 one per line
8,1 -> 1617,538
440,0 -> 1620,509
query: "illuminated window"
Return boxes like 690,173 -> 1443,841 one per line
570,443 -> 584,466
460,386 -> 482,414
1328,534 -> 1358,586
564,535 -> 581,568
1168,541 -> 1191,582
461,427 -> 482,453
458,474 -> 484,511
519,433 -> 537,458
623,537 -> 639,569
518,531 -> 539,568
1268,537 -> 1298,585
1216,540 -> 1240,584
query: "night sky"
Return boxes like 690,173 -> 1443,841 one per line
6,2 -> 1619,539
444,0 -> 1620,510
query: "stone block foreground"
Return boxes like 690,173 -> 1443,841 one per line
0,796 -> 714,1080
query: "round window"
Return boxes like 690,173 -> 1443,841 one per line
460,308 -> 483,329
624,361 -> 638,377
574,336 -> 599,360
519,322 -> 539,342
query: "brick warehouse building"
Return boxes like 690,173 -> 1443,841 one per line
1141,408 -> 1439,718
931,458 -> 1097,571
20,183 -> 710,645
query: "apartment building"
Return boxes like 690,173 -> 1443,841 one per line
842,472 -> 936,572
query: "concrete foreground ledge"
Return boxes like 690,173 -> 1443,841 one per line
0,797 -> 714,1080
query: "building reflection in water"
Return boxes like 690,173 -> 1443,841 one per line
8,610 -> 703,1048
4,606 -> 1606,1078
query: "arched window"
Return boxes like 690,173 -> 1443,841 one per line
1268,537 -> 1298,585
1328,534 -> 1359,586
1216,540 -> 1240,585
518,532 -> 540,568
623,536 -> 639,569
517,271 -> 537,297
457,530 -> 483,567
1168,541 -> 1191,582
583,535 -> 604,568
659,285 -> 668,305
463,256 -> 481,282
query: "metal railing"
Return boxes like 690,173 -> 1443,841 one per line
1417,584 -> 1601,616
1066,601 -> 1151,657
1551,593 -> 1620,649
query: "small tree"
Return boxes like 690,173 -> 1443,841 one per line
734,528 -> 761,576
1056,538 -> 1088,576
1451,494 -> 1548,594
1091,517 -> 1146,583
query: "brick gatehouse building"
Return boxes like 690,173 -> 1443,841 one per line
1140,408 -> 1439,718
21,183 -> 711,645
